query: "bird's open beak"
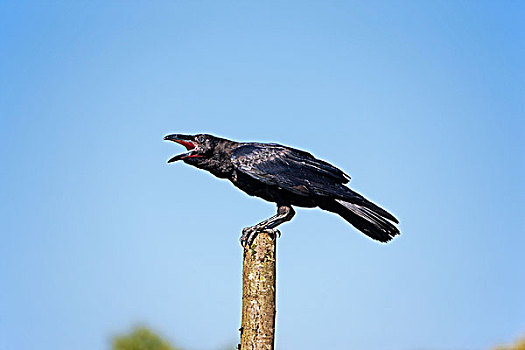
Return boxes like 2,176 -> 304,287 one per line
164,134 -> 199,163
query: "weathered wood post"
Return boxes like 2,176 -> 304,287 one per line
239,231 -> 277,350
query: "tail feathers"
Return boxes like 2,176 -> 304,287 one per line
335,199 -> 400,243
342,189 -> 399,224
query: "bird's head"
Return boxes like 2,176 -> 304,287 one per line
164,133 -> 218,163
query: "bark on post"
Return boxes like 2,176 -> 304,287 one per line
239,231 -> 277,350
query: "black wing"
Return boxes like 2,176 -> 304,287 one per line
231,143 -> 350,197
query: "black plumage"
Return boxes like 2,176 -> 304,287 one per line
165,133 -> 400,246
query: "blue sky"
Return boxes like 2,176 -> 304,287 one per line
1,1 -> 524,350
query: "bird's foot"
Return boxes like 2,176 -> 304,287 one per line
240,226 -> 281,248
240,226 -> 259,248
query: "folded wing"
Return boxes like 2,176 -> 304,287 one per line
231,143 -> 350,197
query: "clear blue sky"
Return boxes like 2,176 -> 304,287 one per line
1,2 -> 524,350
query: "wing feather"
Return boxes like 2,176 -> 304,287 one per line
231,144 -> 350,197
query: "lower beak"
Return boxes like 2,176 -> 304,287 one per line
167,153 -> 192,163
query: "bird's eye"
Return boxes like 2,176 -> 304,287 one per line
197,136 -> 205,143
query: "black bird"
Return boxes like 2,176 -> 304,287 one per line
164,133 -> 399,246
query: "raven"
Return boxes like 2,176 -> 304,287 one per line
164,133 -> 399,246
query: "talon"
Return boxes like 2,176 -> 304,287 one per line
240,228 -> 249,247
240,226 -> 258,247
246,228 -> 259,247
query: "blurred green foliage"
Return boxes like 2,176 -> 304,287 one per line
112,327 -> 182,350
114,325 -> 525,350
494,335 -> 525,350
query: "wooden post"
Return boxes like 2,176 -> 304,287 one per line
239,231 -> 277,350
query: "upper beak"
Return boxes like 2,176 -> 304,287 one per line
164,134 -> 192,142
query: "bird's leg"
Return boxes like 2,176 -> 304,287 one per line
240,205 -> 295,247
